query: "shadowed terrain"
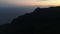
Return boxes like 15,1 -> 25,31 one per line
0,6 -> 60,34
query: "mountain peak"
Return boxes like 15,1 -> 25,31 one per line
34,7 -> 41,12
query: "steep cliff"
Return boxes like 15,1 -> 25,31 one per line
1,6 -> 60,34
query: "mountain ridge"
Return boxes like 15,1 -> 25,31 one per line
0,6 -> 60,34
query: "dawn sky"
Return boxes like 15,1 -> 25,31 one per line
0,0 -> 60,6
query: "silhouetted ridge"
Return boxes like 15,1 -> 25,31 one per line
10,6 -> 60,34
34,7 -> 41,12
1,6 -> 60,34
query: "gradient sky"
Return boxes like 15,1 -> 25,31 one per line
0,0 -> 60,6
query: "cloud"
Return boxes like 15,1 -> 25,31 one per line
37,0 -> 48,1
0,0 -> 60,6
37,0 -> 58,1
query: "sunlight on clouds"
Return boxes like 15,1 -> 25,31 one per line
0,0 -> 60,6
36,1 -> 60,6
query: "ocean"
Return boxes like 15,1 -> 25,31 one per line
0,7 -> 35,25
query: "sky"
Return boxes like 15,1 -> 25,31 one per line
0,0 -> 60,6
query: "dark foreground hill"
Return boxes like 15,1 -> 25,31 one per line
0,6 -> 60,34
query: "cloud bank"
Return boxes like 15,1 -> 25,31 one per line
0,0 -> 60,6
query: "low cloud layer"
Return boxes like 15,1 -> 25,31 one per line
37,0 -> 48,1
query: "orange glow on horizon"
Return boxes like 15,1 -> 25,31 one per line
16,2 -> 60,6
1,0 -> 60,6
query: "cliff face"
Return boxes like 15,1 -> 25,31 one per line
11,7 -> 60,24
1,6 -> 60,34
9,7 -> 60,34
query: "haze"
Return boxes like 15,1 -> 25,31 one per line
0,0 -> 60,6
